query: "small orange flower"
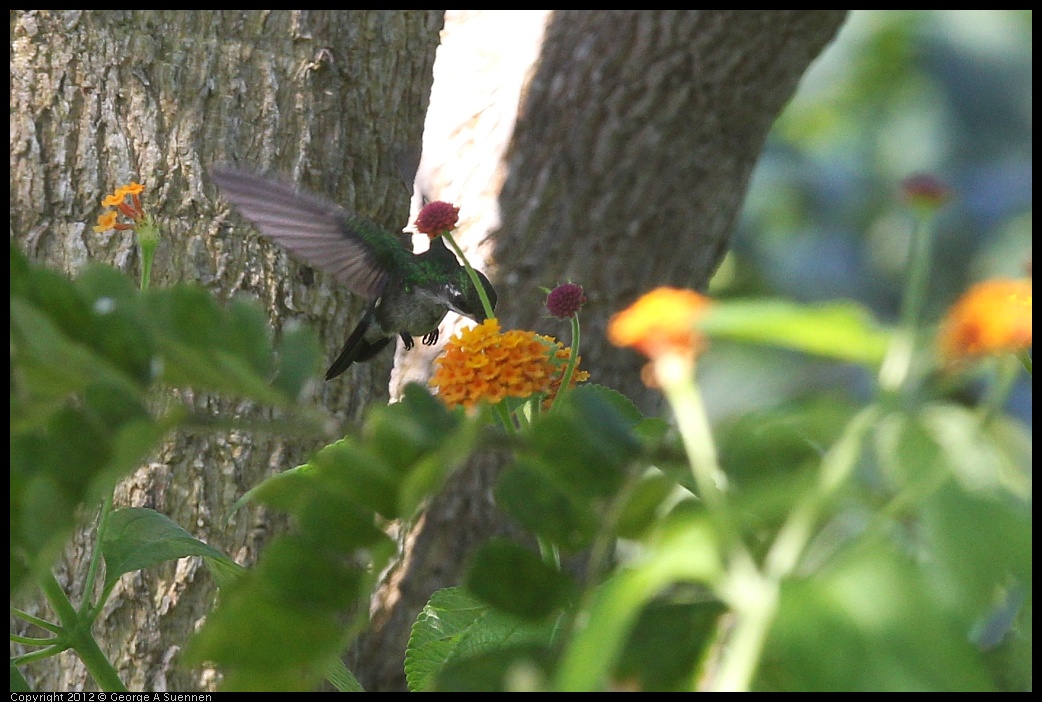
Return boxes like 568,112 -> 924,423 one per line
939,278 -> 1032,361
607,287 -> 712,360
95,183 -> 147,232
430,319 -> 588,409
93,210 -> 120,233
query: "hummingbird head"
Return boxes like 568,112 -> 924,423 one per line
444,268 -> 497,323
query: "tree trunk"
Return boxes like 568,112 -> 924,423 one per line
10,9 -> 441,692
361,10 -> 848,691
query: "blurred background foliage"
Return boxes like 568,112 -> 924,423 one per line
705,10 -> 1032,423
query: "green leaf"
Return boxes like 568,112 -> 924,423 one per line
272,321 -> 322,400
224,297 -> 276,379
11,298 -> 144,401
324,659 -> 366,692
566,383 -> 644,424
495,459 -> 598,551
465,539 -> 576,620
229,462 -> 315,516
10,661 -> 31,692
615,472 -> 679,539
405,587 -> 557,692
203,555 -> 247,589
101,508 -> 228,590
397,406 -> 484,518
920,483 -> 1031,623
555,505 -> 722,691
366,384 -> 459,472
614,599 -> 726,691
186,571 -> 345,691
145,287 -> 294,404
525,386 -> 641,498
921,403 -> 1032,498
762,539 -> 996,691
699,299 -> 890,366
310,439 -> 400,519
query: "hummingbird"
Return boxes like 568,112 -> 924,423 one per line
211,167 -> 497,380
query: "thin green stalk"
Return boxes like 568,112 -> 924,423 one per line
494,401 -> 516,435
136,215 -> 159,292
765,405 -> 879,580
551,315 -> 582,412
1017,350 -> 1031,375
878,210 -> 936,396
40,572 -> 127,692
707,565 -> 777,692
443,232 -> 496,321
10,634 -> 60,646
659,361 -> 727,512
976,354 -> 1021,428
79,493 -> 113,617
10,607 -> 61,634
12,646 -> 66,666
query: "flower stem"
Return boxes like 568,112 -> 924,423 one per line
41,572 -> 127,692
79,494 -> 113,619
443,232 -> 495,321
878,209 -> 936,396
551,314 -> 582,412
135,216 -> 160,292
658,358 -> 727,510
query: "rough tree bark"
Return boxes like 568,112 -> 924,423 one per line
10,10 -> 441,692
358,10 -> 848,691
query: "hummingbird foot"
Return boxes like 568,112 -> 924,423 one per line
422,329 -> 439,345
400,332 -> 415,350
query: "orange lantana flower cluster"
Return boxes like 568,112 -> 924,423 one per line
430,319 -> 588,409
607,287 -> 713,360
94,182 -> 147,232
939,278 -> 1032,361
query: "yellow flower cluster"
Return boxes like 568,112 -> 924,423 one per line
939,278 -> 1032,361
607,287 -> 712,360
430,319 -> 589,409
94,182 -> 146,232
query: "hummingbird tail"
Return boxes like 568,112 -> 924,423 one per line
325,301 -> 392,380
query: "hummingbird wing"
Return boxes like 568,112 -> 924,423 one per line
211,167 -> 410,299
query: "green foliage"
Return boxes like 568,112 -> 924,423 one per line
9,244 -> 321,595
13,239 -> 1029,690
405,587 -> 557,692
700,299 -> 891,366
182,382 -> 482,690
100,508 -> 232,592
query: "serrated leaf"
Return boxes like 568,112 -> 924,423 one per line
101,508 -> 227,590
565,383 -> 644,424
324,660 -> 365,692
405,587 -> 557,692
